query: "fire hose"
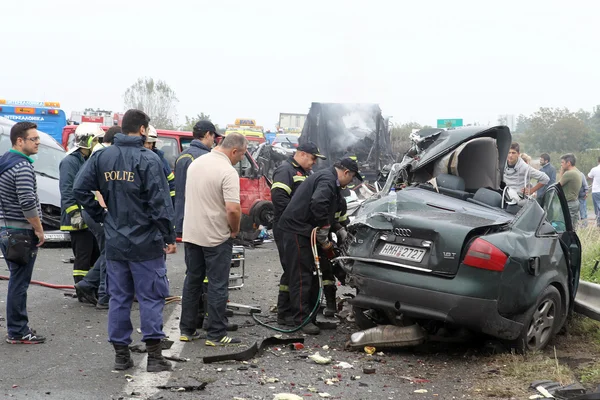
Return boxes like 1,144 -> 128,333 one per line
252,227 -> 324,333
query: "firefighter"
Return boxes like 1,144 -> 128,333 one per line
271,142 -> 325,326
73,109 -> 176,373
277,158 -> 362,334
59,123 -> 101,284
144,125 -> 175,203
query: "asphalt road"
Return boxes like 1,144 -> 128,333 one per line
0,241 -> 499,400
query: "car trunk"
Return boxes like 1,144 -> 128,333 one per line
348,187 -> 512,276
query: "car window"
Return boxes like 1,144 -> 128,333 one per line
156,137 -> 179,170
237,152 -> 253,178
0,133 -> 64,179
543,189 -> 567,232
180,138 -> 193,149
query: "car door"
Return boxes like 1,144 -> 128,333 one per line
541,184 -> 582,309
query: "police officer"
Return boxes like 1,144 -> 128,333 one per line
60,123 -> 101,284
73,109 -> 177,373
277,158 -> 361,334
271,142 -> 325,326
144,125 -> 175,203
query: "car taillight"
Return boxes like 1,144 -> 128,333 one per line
463,238 -> 507,272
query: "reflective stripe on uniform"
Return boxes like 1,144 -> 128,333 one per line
337,213 -> 348,222
60,225 -> 88,231
203,277 -> 209,283
65,205 -> 79,214
167,172 -> 175,181
170,191 -> 175,197
292,175 -> 306,183
176,153 -> 195,164
279,284 -> 289,292
322,280 -> 335,286
271,182 -> 292,195
73,270 -> 88,277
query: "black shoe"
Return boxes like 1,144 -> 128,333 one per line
301,322 -> 320,335
205,336 -> 242,346
74,282 -> 98,306
146,339 -> 172,372
96,302 -> 109,310
202,319 -> 238,331
113,344 -> 134,370
6,329 -> 46,344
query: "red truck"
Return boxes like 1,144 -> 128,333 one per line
61,126 -> 274,239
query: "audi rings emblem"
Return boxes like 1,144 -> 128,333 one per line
393,228 -> 412,237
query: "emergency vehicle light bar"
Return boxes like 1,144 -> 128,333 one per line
0,100 -> 61,108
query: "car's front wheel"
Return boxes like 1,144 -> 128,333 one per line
510,286 -> 562,352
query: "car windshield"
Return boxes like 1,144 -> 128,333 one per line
0,133 -> 64,179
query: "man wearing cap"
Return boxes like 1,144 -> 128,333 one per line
174,120 -> 221,333
271,142 -> 325,327
277,158 -> 361,334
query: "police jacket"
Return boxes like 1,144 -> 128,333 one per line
153,148 -> 175,200
271,157 -> 308,224
72,134 -> 176,262
173,140 -> 211,234
59,149 -> 88,231
278,167 -> 343,238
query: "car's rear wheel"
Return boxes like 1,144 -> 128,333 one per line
510,286 -> 562,353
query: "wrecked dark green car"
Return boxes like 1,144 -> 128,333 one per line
340,125 -> 581,351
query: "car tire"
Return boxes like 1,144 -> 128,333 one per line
509,285 -> 562,353
252,201 -> 274,229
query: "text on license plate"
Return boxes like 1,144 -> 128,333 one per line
379,243 -> 426,263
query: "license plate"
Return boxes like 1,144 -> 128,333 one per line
379,243 -> 426,263
44,233 -> 67,240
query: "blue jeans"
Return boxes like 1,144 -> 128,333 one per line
81,211 -> 108,304
106,257 -> 169,345
179,239 -> 233,340
593,192 -> 600,227
580,198 -> 588,227
0,228 -> 39,337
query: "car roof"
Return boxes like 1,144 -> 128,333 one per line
0,116 -> 65,152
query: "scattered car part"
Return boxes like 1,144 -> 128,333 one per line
347,324 -> 426,349
202,336 -> 304,364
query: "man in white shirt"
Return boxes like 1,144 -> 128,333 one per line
588,157 -> 600,227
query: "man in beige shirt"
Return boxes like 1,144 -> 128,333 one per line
179,132 -> 247,346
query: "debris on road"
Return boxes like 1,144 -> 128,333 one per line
288,342 -> 304,350
530,380 -> 588,399
399,376 -> 432,384
309,352 -> 332,365
414,389 -> 428,394
156,383 -> 208,392
273,394 -> 303,400
322,345 -> 330,350
203,336 -> 304,364
364,346 -> 376,355
348,324 -> 426,349
124,374 -> 134,382
318,393 -> 331,398
363,366 -> 376,374
335,361 -> 354,369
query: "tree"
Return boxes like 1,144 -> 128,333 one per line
180,113 -> 212,131
123,77 -> 178,129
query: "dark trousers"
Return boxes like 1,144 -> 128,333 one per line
179,239 -> 233,340
70,229 -> 100,283
281,231 -> 319,325
274,225 -> 291,319
106,257 -> 169,345
80,211 -> 109,304
0,228 -> 39,337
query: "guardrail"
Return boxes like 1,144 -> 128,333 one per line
574,280 -> 600,322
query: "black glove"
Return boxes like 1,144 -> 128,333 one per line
321,241 -> 336,260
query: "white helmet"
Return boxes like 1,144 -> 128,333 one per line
72,123 -> 103,150
146,125 -> 158,143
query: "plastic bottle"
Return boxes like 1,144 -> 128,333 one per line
387,188 -> 397,214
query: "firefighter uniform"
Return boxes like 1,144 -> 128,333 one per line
174,140 -> 211,235
60,146 -> 100,283
154,148 -> 175,202
271,157 -> 309,324
73,132 -> 176,370
277,161 -> 359,330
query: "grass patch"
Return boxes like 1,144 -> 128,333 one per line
567,314 -> 600,348
579,360 -> 600,384
475,350 -> 575,398
578,225 -> 600,284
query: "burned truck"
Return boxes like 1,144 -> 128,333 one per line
298,103 -> 394,185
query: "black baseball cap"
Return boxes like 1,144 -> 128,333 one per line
297,141 -> 326,159
339,157 -> 363,181
193,120 -> 222,137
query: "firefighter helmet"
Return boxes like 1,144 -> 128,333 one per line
72,123 -> 102,150
146,125 -> 158,143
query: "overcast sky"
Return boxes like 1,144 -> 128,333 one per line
2,0 -> 599,129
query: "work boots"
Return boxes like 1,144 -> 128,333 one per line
146,339 -> 172,373
323,285 -> 337,318
113,344 -> 134,371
